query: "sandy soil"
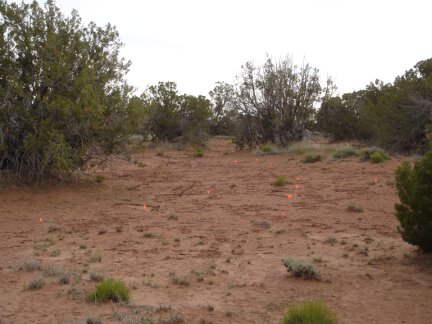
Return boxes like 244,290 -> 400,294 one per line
1,138 -> 432,324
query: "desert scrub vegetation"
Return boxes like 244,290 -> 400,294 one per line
251,220 -> 271,230
90,273 -> 105,282
332,146 -> 358,159
302,153 -> 322,163
280,300 -> 337,324
89,252 -> 102,263
85,316 -> 102,324
282,258 -> 320,280
287,142 -> 322,155
0,1 -> 140,181
358,147 -> 389,163
347,204 -> 363,213
193,148 -> 204,157
272,176 -> 288,187
24,276 -> 45,290
18,259 -> 42,272
87,278 -> 130,303
395,151 -> 432,252
169,272 -> 191,286
255,144 -> 280,155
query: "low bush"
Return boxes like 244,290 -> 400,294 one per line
333,146 -> 358,159
303,153 -> 322,164
87,278 -> 130,303
260,144 -> 273,153
358,147 -> 389,162
272,176 -> 288,187
193,148 -> 204,157
24,276 -> 45,290
280,300 -> 337,324
395,151 -> 432,252
19,260 -> 42,272
282,258 -> 320,280
288,143 -> 322,155
370,151 -> 387,163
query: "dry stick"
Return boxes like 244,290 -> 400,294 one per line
176,181 -> 198,196
127,184 -> 141,191
153,181 -> 199,198
113,202 -> 161,210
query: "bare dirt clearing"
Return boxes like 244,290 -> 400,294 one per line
1,138 -> 431,323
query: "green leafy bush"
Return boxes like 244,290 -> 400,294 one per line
370,151 -> 387,163
395,152 -> 432,252
87,278 -> 130,303
280,300 -> 337,324
0,1 -> 139,181
282,258 -> 320,280
140,82 -> 211,145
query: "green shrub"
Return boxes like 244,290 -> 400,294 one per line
272,176 -> 288,187
359,147 -> 389,162
282,258 -> 320,280
193,148 -> 204,157
280,300 -> 337,324
370,151 -> 385,163
395,152 -> 432,252
260,144 -> 273,153
0,1 -> 138,181
333,146 -> 358,159
302,153 -> 322,163
87,278 -> 130,303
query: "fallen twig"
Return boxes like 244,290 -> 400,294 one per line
176,181 -> 198,196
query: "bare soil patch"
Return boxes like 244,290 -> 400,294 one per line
1,138 -> 431,323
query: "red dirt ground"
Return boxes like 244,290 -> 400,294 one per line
1,138 -> 431,323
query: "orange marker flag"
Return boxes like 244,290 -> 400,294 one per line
143,204 -> 148,210
287,193 -> 294,199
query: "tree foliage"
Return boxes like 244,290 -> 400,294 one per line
395,151 -> 432,252
208,81 -> 235,135
0,0 -> 137,180
140,81 -> 211,144
229,56 -> 324,147
318,58 -> 432,152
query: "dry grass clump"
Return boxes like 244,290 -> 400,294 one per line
287,142 -> 322,155
24,276 -> 44,290
19,259 -> 42,272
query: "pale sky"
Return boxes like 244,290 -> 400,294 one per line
40,0 -> 432,97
